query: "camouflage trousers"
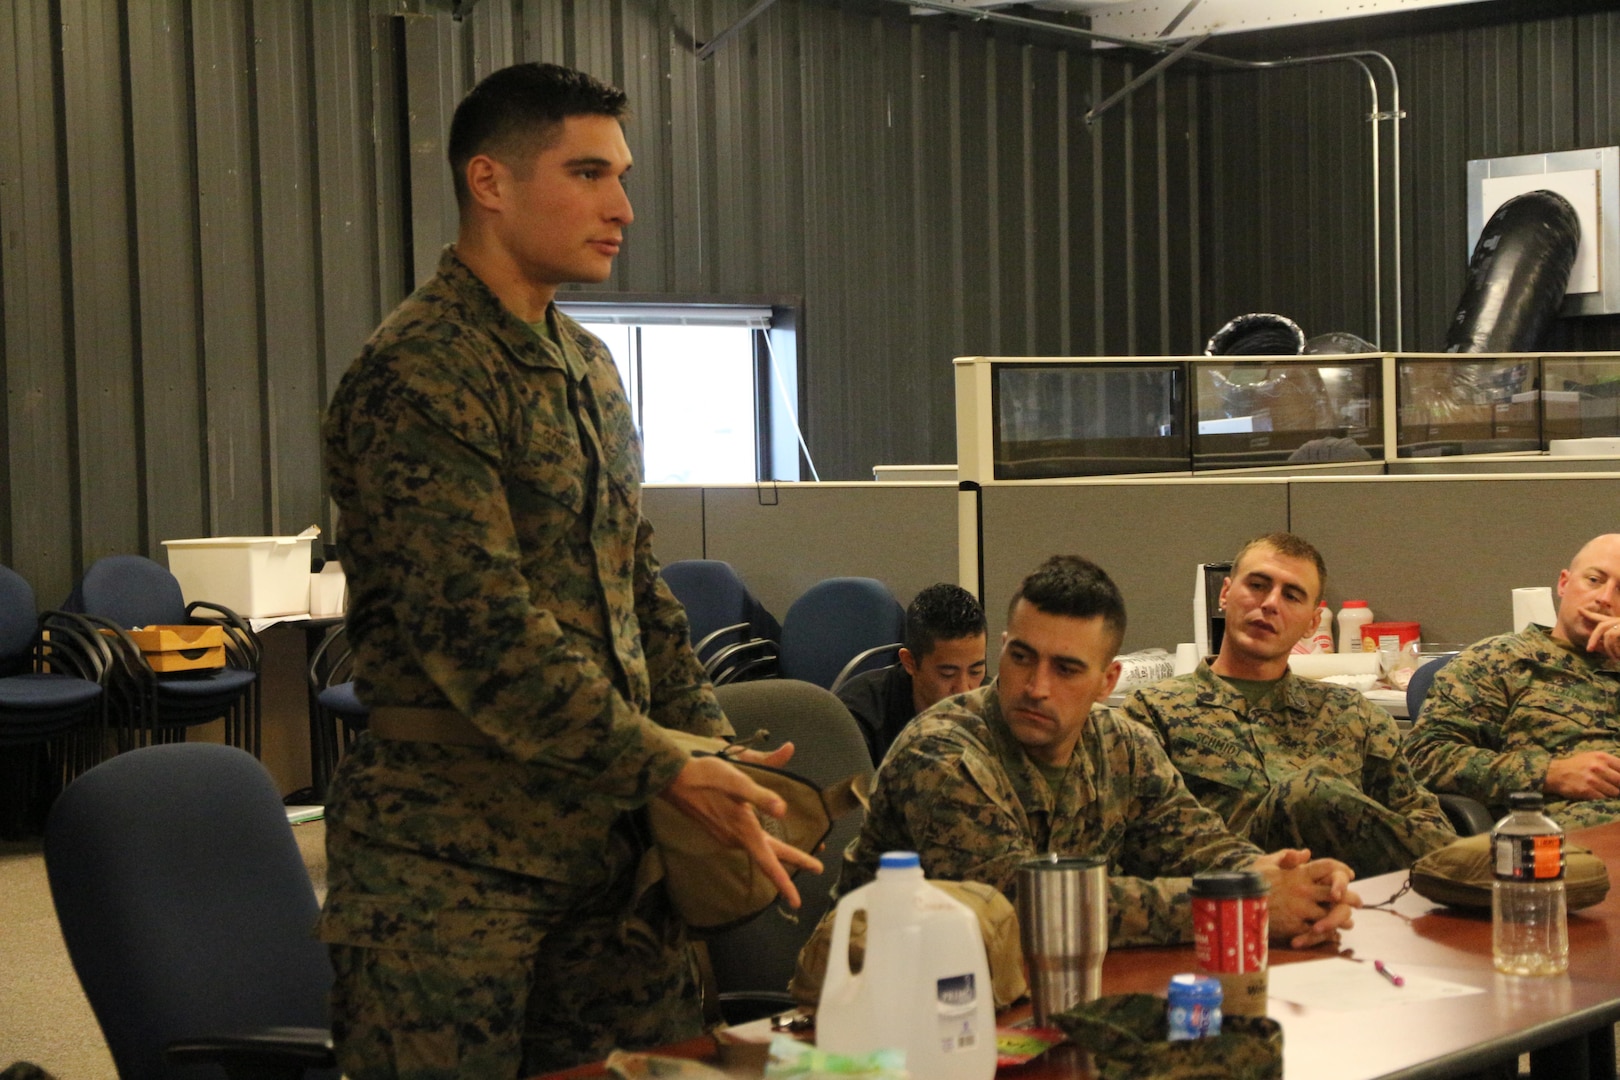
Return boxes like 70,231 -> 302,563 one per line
1248,776 -> 1454,878
321,818 -> 701,1080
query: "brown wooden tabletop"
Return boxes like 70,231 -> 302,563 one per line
540,822 -> 1620,1079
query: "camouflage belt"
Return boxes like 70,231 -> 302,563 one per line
369,706 -> 496,749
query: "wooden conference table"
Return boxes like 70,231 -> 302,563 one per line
542,822 -> 1620,1080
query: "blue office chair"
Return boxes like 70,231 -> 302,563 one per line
705,679 -> 874,1024
661,559 -> 781,684
0,566 -> 110,836
69,554 -> 263,757
1405,653 -> 1455,721
1405,652 -> 1494,836
45,743 -> 336,1080
776,577 -> 905,692
307,622 -> 368,798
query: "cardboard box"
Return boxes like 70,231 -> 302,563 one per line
162,536 -> 314,619
124,625 -> 226,673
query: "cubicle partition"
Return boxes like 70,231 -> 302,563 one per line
978,479 -> 1290,653
642,486 -> 707,564
645,471 -> 1620,675
642,482 -> 960,620
1288,473 -> 1620,646
967,470 -> 1620,662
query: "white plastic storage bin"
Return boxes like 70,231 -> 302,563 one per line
162,536 -> 313,618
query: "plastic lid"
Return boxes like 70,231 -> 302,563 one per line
1018,855 -> 1107,873
879,851 -> 921,870
1342,600 -> 1369,608
1507,792 -> 1546,811
1188,870 -> 1270,898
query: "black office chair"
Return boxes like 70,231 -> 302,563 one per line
704,679 -> 874,1024
661,560 -> 781,685
68,554 -> 263,756
1405,652 -> 1494,836
0,565 -> 111,836
775,577 -> 905,692
45,742 -> 337,1080
306,622 -> 368,798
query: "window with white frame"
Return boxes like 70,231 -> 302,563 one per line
557,302 -> 806,483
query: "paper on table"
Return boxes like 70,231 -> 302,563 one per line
1266,958 -> 1483,1011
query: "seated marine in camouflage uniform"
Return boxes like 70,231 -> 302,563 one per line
836,555 -> 1362,949
1123,533 -> 1455,877
1407,533 -> 1620,829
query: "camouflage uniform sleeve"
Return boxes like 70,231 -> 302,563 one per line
333,343 -> 689,803
1107,717 -> 1262,946
634,518 -> 729,738
879,729 -> 1044,892
1405,646 -> 1549,805
1357,695 -> 1457,842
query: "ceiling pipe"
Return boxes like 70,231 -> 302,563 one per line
885,0 -> 1406,349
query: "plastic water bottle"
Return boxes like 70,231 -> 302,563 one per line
1492,792 -> 1569,976
818,852 -> 997,1080
1337,600 -> 1373,654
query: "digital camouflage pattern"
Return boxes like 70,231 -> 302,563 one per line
835,681 -> 1263,947
1055,994 -> 1282,1080
1406,625 -> 1620,828
1122,663 -> 1455,876
319,247 -> 727,1075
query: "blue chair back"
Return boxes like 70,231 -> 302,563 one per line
77,555 -> 188,628
662,560 -> 755,651
0,566 -> 38,665
778,577 -> 905,691
45,743 -> 334,1080
1406,653 -> 1456,721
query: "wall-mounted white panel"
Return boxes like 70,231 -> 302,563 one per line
1479,170 -> 1599,294
1467,148 -> 1620,317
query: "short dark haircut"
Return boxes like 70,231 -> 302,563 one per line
1231,532 -> 1327,602
904,583 -> 987,658
1008,555 -> 1127,654
447,62 -> 628,209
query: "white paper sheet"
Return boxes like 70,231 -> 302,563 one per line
1266,957 -> 1483,1011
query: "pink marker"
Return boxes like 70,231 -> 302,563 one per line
1374,960 -> 1405,988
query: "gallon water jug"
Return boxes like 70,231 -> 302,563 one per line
817,852 -> 997,1080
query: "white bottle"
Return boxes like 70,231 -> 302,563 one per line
818,851 -> 997,1080
1337,600 -> 1373,653
1492,792 -> 1569,976
1293,602 -> 1335,654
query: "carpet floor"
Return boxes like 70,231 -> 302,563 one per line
0,820 -> 327,1080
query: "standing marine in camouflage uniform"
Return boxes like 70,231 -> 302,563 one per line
837,555 -> 1362,949
1407,533 -> 1620,829
319,63 -> 816,1080
1124,533 -> 1454,877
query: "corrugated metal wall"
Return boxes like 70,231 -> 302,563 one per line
1194,5 -> 1620,353
5,0 -> 1619,606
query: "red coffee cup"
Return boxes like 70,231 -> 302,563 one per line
1190,871 -> 1270,1017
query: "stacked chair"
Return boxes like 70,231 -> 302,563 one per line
662,559 -> 782,685
0,566 -> 110,835
306,621 -> 369,798
68,554 -> 263,756
777,577 -> 906,692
